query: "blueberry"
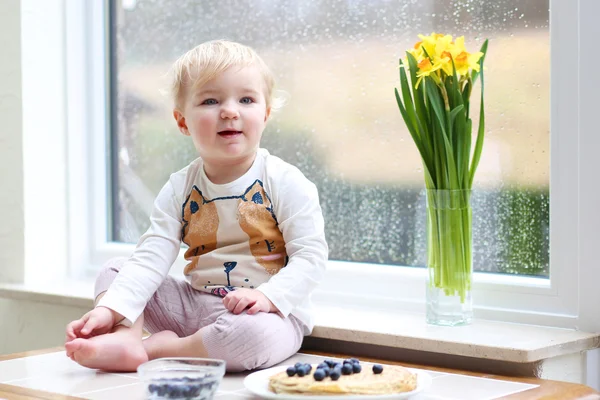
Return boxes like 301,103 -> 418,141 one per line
341,363 -> 353,375
148,384 -> 159,394
325,359 -> 337,367
297,368 -> 306,377
321,368 -> 330,377
295,362 -> 304,369
313,369 -> 326,381
196,383 -> 210,395
166,384 -> 181,397
304,364 -> 312,373
350,358 -> 360,364
344,359 -> 353,365
189,385 -> 201,397
157,384 -> 168,396
330,369 -> 341,380
317,362 -> 328,370
286,366 -> 297,377
180,386 -> 192,397
373,364 -> 384,374
352,363 -> 362,373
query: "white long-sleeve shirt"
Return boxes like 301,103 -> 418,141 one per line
98,148 -> 328,334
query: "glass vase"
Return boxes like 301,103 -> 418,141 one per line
425,189 -> 473,326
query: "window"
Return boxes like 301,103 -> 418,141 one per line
56,0 -> 599,330
110,0 -> 550,277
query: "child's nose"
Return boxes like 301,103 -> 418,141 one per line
220,103 -> 239,119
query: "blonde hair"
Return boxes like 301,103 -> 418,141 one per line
169,40 -> 281,111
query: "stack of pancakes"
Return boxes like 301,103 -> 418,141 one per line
269,364 -> 417,395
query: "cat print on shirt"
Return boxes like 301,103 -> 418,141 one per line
238,180 -> 288,275
181,180 -> 288,284
181,190 -> 218,275
210,261 -> 237,297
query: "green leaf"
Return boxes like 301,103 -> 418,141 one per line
450,103 -> 465,167
398,59 -> 419,139
449,59 -> 463,110
449,104 -> 465,122
462,118 -> 472,187
425,78 -> 459,189
406,53 -> 428,131
396,58 -> 436,181
430,111 -> 446,188
395,87 -> 433,178
461,79 -> 472,120
406,53 -> 434,172
448,64 -> 465,180
471,39 -> 489,86
469,48 -> 487,188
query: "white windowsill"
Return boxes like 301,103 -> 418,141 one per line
310,306 -> 600,363
1,279 -> 598,364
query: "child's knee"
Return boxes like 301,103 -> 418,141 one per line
206,314 -> 283,372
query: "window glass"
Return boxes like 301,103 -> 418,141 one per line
111,0 -> 549,276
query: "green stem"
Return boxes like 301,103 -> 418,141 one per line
426,190 -> 472,302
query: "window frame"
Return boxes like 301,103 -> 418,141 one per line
61,0 -> 599,330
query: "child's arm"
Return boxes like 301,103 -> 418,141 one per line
94,178 -> 183,326
255,164 -> 329,317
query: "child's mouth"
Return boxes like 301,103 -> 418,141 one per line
218,130 -> 242,137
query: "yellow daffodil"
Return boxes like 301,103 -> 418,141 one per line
394,34 -> 489,306
408,40 -> 424,60
416,33 -> 439,58
453,36 -> 467,55
438,51 -> 454,76
449,50 -> 483,76
405,33 -> 484,79
415,57 -> 443,88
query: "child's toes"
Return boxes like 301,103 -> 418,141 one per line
65,338 -> 82,355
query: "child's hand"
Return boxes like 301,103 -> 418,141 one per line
223,288 -> 279,315
65,306 -> 120,341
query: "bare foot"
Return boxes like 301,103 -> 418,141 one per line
65,332 -> 148,372
143,330 -> 179,360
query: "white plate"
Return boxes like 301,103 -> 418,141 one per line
243,364 -> 432,399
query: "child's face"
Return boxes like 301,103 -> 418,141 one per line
174,65 -> 271,166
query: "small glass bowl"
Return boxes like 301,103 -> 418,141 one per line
137,358 -> 226,400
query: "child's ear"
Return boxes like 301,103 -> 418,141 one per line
173,109 -> 190,136
264,107 -> 271,122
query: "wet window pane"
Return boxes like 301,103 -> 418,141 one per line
110,0 -> 549,277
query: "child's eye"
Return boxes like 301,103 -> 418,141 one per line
201,99 -> 218,105
240,97 -> 254,104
